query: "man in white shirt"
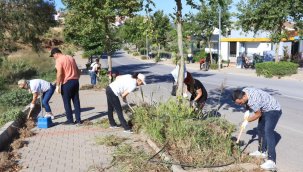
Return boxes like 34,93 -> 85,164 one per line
105,73 -> 146,133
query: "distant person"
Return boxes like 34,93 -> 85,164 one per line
50,48 -> 82,125
205,54 -> 210,71
106,73 -> 146,133
90,58 -> 101,85
184,76 -> 207,111
18,79 -> 55,119
232,88 -> 282,171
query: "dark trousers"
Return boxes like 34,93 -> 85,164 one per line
106,86 -> 130,130
61,79 -> 81,123
258,110 -> 282,162
42,84 -> 55,112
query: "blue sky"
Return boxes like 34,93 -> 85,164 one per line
55,0 -> 238,15
55,0 -> 195,14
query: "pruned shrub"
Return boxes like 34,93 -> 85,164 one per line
132,52 -> 140,56
256,61 -> 298,78
141,55 -> 148,60
0,108 -> 23,127
0,89 -> 32,108
210,63 -> 218,70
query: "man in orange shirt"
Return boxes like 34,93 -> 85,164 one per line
50,48 -> 82,125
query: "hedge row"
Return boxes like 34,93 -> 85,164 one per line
256,62 -> 298,78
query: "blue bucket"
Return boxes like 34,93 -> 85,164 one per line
37,117 -> 53,129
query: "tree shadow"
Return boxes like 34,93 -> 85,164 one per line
239,127 -> 282,153
205,86 -> 283,113
85,111 -> 108,121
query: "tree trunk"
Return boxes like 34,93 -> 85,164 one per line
275,43 -> 280,63
108,55 -> 112,72
157,43 -> 160,58
175,0 -> 184,97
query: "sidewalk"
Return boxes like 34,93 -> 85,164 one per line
128,52 -> 303,82
16,52 -> 144,172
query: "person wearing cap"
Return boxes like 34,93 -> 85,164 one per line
18,79 -> 55,119
50,48 -> 82,125
106,72 -> 146,133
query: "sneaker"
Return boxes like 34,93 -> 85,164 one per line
249,150 -> 267,158
123,129 -> 133,134
260,160 -> 276,170
44,112 -> 55,120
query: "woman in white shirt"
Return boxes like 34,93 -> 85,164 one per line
105,73 -> 146,133
18,79 -> 55,119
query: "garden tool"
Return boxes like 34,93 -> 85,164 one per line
127,103 -> 135,113
236,110 -> 250,144
27,107 -> 34,119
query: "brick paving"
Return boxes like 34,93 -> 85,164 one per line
17,52 -> 136,172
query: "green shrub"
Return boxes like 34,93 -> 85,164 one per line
0,76 -> 6,90
0,108 -> 23,127
193,50 -> 207,62
159,51 -> 171,59
0,89 -> 32,108
154,55 -> 160,63
97,75 -> 109,89
139,48 -> 147,55
132,99 -> 236,165
210,63 -> 218,70
132,52 -> 140,56
123,47 -> 129,51
256,61 -> 298,78
82,51 -> 90,59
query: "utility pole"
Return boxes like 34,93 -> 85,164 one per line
218,5 -> 221,70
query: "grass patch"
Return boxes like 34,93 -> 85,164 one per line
94,118 -> 111,128
112,144 -> 171,172
0,108 -> 23,127
132,99 -> 240,167
95,135 -> 127,147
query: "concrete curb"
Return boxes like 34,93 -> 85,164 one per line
0,105 -> 30,151
141,133 -> 258,172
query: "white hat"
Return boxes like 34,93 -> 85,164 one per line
137,73 -> 146,85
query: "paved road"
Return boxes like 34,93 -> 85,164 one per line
108,51 -> 303,172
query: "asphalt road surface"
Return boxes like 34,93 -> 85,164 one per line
100,51 -> 303,172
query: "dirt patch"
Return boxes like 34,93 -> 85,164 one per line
0,152 -> 21,172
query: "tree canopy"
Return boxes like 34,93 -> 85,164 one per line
63,0 -> 142,56
0,0 -> 56,52
237,0 -> 303,61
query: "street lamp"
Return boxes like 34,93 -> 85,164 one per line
218,5 -> 221,70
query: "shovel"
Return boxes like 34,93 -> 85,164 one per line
27,107 -> 34,119
127,103 -> 135,113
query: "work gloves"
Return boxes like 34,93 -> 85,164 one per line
30,103 -> 35,110
241,110 -> 250,129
